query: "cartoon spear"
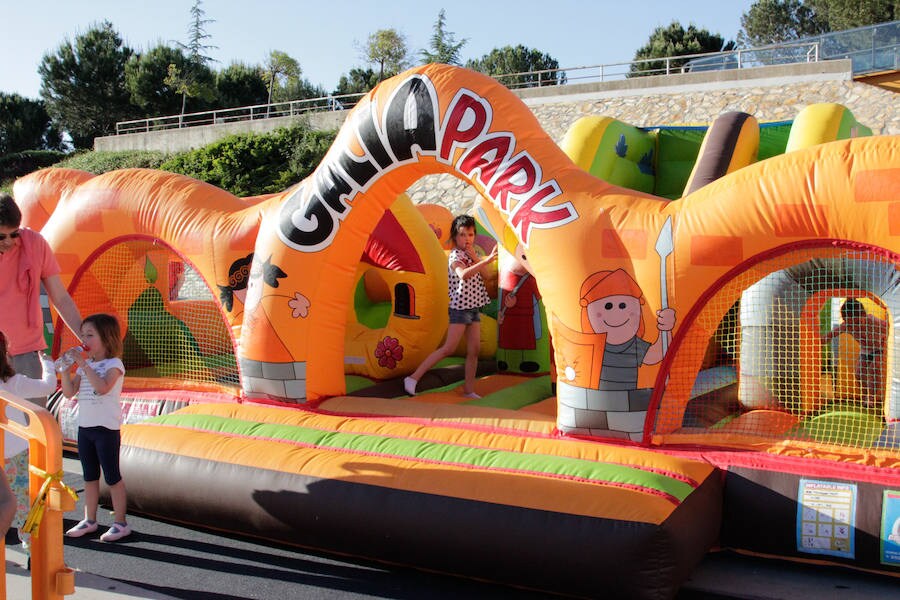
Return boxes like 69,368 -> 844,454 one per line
654,216 -> 674,356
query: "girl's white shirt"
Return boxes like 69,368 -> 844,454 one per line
75,357 -> 125,430
1,354 -> 56,458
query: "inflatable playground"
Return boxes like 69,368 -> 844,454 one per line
13,64 -> 900,599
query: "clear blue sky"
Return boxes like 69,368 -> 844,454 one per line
2,0 -> 755,99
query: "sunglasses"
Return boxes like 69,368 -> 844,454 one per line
0,231 -> 20,241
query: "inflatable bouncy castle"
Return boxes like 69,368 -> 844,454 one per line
14,64 -> 900,599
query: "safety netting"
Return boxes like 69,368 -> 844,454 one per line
652,243 -> 898,451
57,239 -> 239,393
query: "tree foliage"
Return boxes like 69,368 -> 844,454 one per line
126,45 -> 192,117
362,29 -> 410,81
420,9 -> 467,65
737,0 -> 827,46
0,93 -> 64,154
216,62 -> 269,109
737,0 -> 896,47
180,0 -> 217,65
465,45 -> 566,88
333,68 -> 380,96
164,63 -> 217,116
169,0 -> 218,115
38,21 -> 136,148
806,0 -> 898,30
279,78 -> 329,102
630,21 -> 735,76
264,50 -> 302,105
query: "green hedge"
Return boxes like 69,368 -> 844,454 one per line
159,125 -> 336,197
55,150 -> 171,173
4,123 -> 337,199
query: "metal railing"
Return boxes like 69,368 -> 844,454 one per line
807,19 -> 899,74
116,92 -> 366,135
114,20 -> 898,136
114,43 -> 820,136
498,40 -> 823,89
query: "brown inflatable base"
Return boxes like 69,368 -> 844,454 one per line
722,466 -> 900,576
110,444 -> 723,600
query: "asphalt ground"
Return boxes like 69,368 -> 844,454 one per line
39,455 -> 554,600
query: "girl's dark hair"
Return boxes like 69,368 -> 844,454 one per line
83,314 -> 123,358
840,298 -> 865,321
450,214 -> 476,240
0,331 -> 15,382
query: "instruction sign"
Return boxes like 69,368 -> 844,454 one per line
882,490 -> 900,566
796,478 -> 856,559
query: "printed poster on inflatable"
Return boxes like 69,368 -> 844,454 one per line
796,478 -> 857,559
882,490 -> 900,566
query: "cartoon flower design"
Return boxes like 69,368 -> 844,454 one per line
375,336 -> 404,369
289,292 -> 311,318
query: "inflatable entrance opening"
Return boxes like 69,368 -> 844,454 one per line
652,242 -> 899,449
52,238 -> 240,438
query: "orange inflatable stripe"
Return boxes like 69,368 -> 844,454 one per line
124,417 -> 693,523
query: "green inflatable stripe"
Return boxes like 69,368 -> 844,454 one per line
791,409 -> 884,447
464,375 -> 552,409
655,128 -> 705,200
353,277 -> 391,329
344,375 -> 374,393
837,110 -> 872,139
147,413 -> 695,502
758,122 -> 791,161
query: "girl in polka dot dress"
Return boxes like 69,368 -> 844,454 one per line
405,215 -> 497,399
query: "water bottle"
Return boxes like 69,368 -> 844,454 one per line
55,346 -> 85,373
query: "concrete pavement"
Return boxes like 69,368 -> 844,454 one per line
5,547 -> 177,600
679,550 -> 899,599
6,543 -> 899,600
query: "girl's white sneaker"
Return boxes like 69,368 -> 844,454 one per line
65,519 -> 98,538
100,522 -> 132,542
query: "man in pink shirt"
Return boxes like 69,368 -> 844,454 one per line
0,193 -> 82,405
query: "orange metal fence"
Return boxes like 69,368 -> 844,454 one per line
1,390 -> 75,600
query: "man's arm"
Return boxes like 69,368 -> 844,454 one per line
43,274 -> 83,341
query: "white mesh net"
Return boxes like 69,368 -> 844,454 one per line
57,239 -> 239,391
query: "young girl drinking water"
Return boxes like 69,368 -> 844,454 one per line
405,215 -> 497,399
59,314 -> 131,542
